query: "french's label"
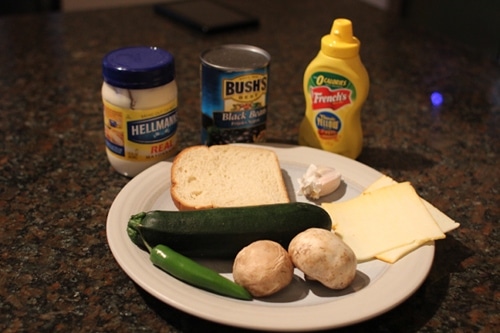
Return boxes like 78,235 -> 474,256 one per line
308,72 -> 356,140
311,87 -> 352,110
103,99 -> 178,161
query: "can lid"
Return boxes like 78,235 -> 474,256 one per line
102,46 -> 175,89
321,19 -> 360,58
200,44 -> 270,71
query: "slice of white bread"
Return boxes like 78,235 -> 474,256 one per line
170,145 -> 290,210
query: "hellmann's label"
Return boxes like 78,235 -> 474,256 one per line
103,99 -> 178,161
308,72 -> 356,140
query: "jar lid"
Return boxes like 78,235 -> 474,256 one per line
102,46 -> 175,89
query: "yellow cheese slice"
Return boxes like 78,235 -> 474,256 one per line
322,182 -> 446,262
363,175 -> 460,263
364,175 -> 460,233
362,174 -> 397,192
375,241 -> 432,263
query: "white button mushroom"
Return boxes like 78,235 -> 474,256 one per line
232,240 -> 294,297
288,228 -> 357,290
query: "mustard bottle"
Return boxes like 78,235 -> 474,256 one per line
298,18 -> 369,159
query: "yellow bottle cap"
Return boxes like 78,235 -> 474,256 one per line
321,18 -> 360,58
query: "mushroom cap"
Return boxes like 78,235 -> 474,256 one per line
288,228 -> 357,290
233,240 -> 294,297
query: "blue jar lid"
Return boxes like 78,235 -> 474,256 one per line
102,46 -> 175,89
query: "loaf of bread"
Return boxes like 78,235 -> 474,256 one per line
170,145 -> 290,210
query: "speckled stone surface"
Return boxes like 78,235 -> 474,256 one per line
0,1 -> 498,332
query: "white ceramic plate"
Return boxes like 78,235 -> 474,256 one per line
106,143 -> 434,331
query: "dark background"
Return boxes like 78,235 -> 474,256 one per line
1,0 -> 499,61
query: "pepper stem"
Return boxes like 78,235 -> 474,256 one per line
138,229 -> 152,253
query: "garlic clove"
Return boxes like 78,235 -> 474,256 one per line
316,169 -> 342,197
297,164 -> 342,199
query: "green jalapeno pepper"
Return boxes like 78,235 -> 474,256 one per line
148,243 -> 252,301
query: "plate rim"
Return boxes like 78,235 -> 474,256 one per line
106,143 -> 434,331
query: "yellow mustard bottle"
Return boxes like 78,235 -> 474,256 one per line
298,18 -> 369,159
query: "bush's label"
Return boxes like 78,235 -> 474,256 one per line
201,63 -> 269,145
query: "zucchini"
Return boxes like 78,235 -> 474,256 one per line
127,202 -> 332,259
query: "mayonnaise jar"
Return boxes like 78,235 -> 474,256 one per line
102,46 -> 178,177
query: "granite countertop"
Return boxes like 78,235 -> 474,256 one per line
0,1 -> 498,332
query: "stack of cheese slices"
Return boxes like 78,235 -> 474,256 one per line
322,175 -> 460,263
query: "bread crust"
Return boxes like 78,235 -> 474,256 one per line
170,145 -> 210,211
170,145 -> 289,210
